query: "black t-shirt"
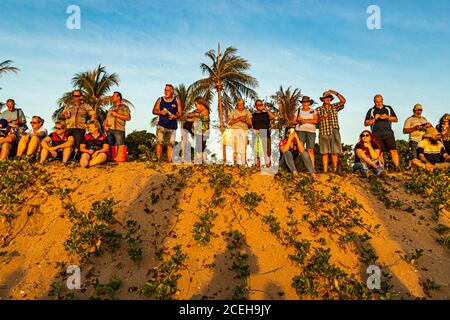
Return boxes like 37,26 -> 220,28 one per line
365,105 -> 397,137
354,141 -> 380,163
252,112 -> 270,130
81,133 -> 108,151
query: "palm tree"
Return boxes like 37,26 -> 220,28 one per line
0,60 -> 19,110
191,44 -> 259,131
54,64 -> 132,123
271,86 -> 302,131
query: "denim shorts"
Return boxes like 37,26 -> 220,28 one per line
296,130 -> 316,150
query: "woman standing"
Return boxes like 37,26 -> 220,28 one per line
229,99 -> 252,166
184,97 -> 210,163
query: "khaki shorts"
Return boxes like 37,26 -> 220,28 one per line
156,125 -> 176,147
319,128 -> 342,155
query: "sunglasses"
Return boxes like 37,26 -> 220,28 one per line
414,109 -> 423,112
361,134 -> 370,138
55,127 -> 64,130
31,121 -> 40,124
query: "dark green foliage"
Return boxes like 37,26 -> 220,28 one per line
125,130 -> 157,161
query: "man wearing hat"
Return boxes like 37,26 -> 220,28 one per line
403,104 -> 433,169
293,96 -> 318,169
316,89 -> 347,173
364,94 -> 400,170
412,127 -> 450,171
0,118 -> 19,160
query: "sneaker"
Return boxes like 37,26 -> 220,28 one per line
360,169 -> 368,178
374,166 -> 384,175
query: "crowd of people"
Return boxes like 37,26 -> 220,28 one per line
1,84 -> 449,176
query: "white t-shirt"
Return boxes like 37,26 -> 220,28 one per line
26,127 -> 48,137
295,108 -> 317,133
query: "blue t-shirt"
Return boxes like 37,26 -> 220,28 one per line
365,105 -> 397,137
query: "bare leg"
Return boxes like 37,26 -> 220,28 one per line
322,154 -> 329,173
156,144 -> 163,161
167,146 -> 173,162
62,148 -> 72,163
80,153 -> 91,168
89,152 -> 108,167
411,159 -> 425,169
0,143 -> 11,160
331,153 -> 339,172
390,150 -> 400,169
26,136 -> 41,156
40,148 -> 50,163
17,135 -> 30,157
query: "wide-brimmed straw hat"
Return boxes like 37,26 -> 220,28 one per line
423,127 -> 440,138
300,96 -> 315,104
320,91 -> 334,102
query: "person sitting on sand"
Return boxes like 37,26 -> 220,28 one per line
403,104 -> 432,169
0,119 -> 19,160
411,127 -> 450,171
17,116 -> 47,158
279,127 -> 316,179
40,120 -> 74,164
152,84 -> 182,162
0,99 -> 27,131
229,99 -> 252,166
79,120 -> 109,168
436,113 -> 450,154
353,130 -> 384,177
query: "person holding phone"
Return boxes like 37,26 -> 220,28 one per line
279,127 -> 316,180
403,104 -> 432,169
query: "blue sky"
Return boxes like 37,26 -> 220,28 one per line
1,0 -> 449,144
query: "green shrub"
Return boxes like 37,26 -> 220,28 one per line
125,130 -> 157,161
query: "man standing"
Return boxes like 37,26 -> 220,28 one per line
61,90 -> 96,154
316,90 -> 347,173
152,84 -> 182,162
252,100 -> 275,168
104,91 -> 131,146
0,99 -> 27,130
403,104 -> 432,169
364,94 -> 400,170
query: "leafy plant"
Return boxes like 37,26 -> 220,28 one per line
63,199 -> 121,262
143,245 -> 187,300
240,192 -> 263,211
